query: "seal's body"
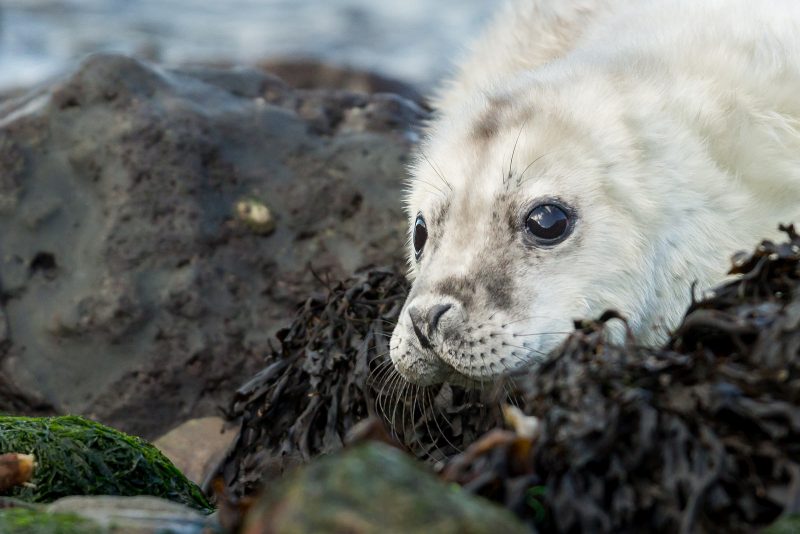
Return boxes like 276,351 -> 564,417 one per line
390,0 -> 800,386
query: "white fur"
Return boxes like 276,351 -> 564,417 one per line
391,0 -> 800,385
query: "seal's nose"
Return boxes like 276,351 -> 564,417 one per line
408,303 -> 453,348
427,303 -> 452,331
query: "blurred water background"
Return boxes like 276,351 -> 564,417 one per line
0,0 -> 494,92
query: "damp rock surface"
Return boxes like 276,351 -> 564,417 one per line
240,442 -> 529,534
0,495 -> 221,534
46,495 -> 221,534
153,416 -> 237,486
0,53 -> 421,438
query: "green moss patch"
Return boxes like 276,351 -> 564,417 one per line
0,508 -> 104,534
0,416 -> 211,512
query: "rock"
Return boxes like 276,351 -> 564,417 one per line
154,417 -> 237,486
0,453 -> 35,493
0,415 -> 212,512
241,443 -> 529,534
0,355 -> 54,416
0,496 -> 222,534
0,53 -> 423,438
234,199 -> 275,236
47,496 -> 221,534
260,59 -> 427,105
0,268 -> 49,416
0,506 -> 105,534
765,516 -> 800,534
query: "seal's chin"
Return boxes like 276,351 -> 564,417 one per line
393,351 -> 485,388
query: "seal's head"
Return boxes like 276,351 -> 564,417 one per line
390,72 -> 730,386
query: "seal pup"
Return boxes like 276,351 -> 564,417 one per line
390,0 -> 800,386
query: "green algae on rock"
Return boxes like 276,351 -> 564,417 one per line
0,416 -> 212,512
764,516 -> 800,534
46,495 -> 222,533
0,508 -> 104,534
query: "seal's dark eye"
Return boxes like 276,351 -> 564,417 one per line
525,203 -> 571,244
413,214 -> 428,259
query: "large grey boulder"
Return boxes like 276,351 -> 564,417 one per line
0,53 -> 423,438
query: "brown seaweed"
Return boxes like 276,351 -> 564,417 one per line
219,266 -> 505,497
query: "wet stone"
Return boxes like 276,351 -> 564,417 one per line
0,52 -> 423,438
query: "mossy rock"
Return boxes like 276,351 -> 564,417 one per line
243,442 -> 529,533
0,508 -> 104,534
0,416 -> 212,512
764,516 -> 800,534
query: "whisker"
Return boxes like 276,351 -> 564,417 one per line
368,357 -> 392,375
400,381 -> 411,442
375,371 -> 390,422
370,348 -> 394,362
410,177 -> 449,199
516,151 -> 554,187
371,348 -> 395,358
507,351 -> 542,370
374,363 -> 392,396
409,384 -> 419,450
419,386 -> 446,461
506,119 -> 528,185
409,384 -> 431,458
373,332 -> 396,339
502,341 -> 547,356
419,150 -> 453,192
501,378 -> 520,409
368,359 -> 395,387
380,372 -> 402,429
494,315 -> 558,327
494,330 -> 573,337
389,375 -> 408,438
427,387 -> 462,454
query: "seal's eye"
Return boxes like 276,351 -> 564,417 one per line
413,214 -> 428,259
525,203 -> 571,244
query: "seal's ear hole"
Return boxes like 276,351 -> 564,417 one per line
414,214 -> 428,259
524,201 -> 573,246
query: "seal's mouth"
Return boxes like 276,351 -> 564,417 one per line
402,340 -> 507,388
438,355 -> 510,388
390,301 -> 568,387
430,357 -> 481,388
441,369 -> 489,389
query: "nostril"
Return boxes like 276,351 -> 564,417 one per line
408,306 -> 432,349
427,303 -> 452,332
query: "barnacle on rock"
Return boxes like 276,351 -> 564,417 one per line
235,199 -> 275,235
